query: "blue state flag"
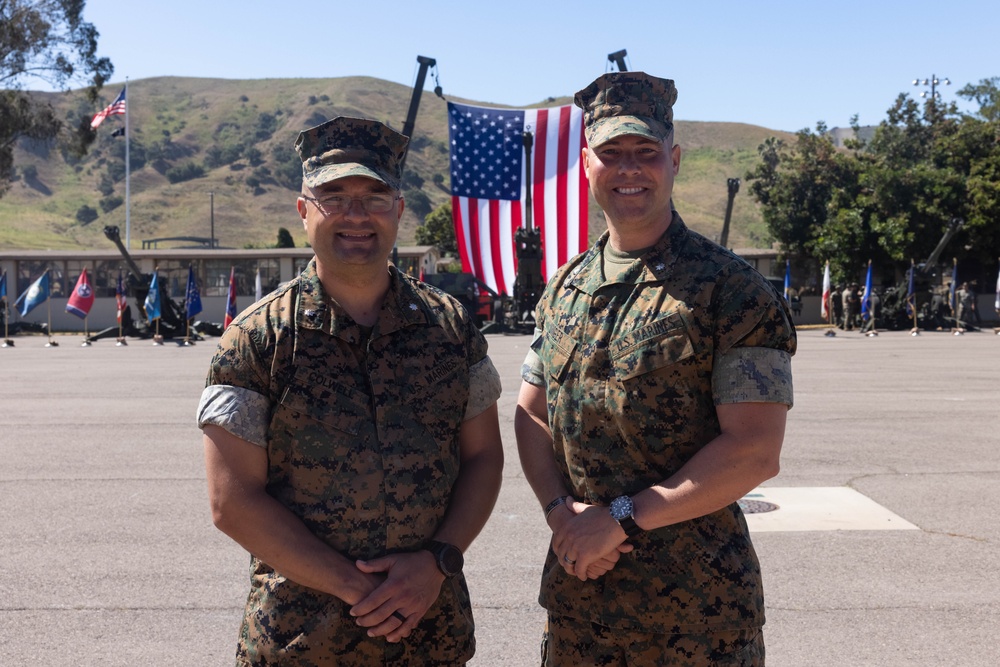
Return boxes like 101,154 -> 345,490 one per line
860,261 -> 873,320
783,260 -> 791,302
185,265 -> 202,319
15,271 -> 51,317
144,271 -> 162,323
0,270 -> 7,302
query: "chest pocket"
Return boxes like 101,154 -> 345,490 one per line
610,314 -> 696,381
537,326 -> 578,385
276,366 -> 368,436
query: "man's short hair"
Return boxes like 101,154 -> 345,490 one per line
574,72 -> 677,148
294,117 -> 408,190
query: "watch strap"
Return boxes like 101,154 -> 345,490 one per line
618,513 -> 642,538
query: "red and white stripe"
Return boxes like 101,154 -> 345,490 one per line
452,105 -> 588,296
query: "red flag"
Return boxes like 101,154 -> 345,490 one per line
448,102 -> 588,296
224,267 -> 238,328
91,88 -> 126,129
65,268 -> 95,319
820,261 -> 831,320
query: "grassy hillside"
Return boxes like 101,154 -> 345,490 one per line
1,76 -> 794,251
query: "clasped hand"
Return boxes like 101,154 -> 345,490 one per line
348,550 -> 444,643
550,499 -> 634,581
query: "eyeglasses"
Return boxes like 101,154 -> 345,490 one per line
301,193 -> 401,215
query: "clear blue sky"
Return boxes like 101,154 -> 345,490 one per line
59,0 -> 1000,133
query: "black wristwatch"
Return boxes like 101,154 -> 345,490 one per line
426,540 -> 464,578
609,495 -> 642,538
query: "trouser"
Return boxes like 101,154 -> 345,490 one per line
541,613 -> 764,667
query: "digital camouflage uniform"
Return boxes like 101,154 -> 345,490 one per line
522,213 -> 795,657
199,258 -> 500,666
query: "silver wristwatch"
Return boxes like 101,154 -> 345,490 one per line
609,495 -> 642,538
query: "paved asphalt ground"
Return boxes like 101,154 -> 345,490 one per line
1,327 -> 998,666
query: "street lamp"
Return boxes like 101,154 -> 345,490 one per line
913,75 -> 950,100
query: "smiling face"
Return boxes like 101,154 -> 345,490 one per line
297,175 -> 404,276
583,132 -> 681,250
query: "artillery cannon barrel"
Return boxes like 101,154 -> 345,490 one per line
923,217 -> 964,272
103,225 -> 144,280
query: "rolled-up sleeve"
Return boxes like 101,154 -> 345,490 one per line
465,356 -> 502,420
713,347 -> 794,407
196,384 -> 271,447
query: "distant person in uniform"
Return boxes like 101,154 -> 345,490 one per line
197,117 -> 504,665
832,284 -> 844,328
843,283 -> 860,330
956,282 -> 975,330
516,71 -> 795,666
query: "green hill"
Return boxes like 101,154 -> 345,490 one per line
1,76 -> 794,251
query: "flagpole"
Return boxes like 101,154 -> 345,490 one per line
44,269 -> 58,347
1,270 -> 11,347
81,314 -> 91,346
950,257 -> 962,335
910,259 -> 920,336
125,78 -> 131,250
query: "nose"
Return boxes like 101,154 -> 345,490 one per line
617,150 -> 641,174
343,197 -> 370,219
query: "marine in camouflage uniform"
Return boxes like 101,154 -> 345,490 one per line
516,72 -> 795,666
198,117 -> 503,666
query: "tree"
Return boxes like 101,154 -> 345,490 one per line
415,202 -> 457,254
275,227 -> 295,248
957,77 -> 1000,123
0,0 -> 114,197
746,87 -> 1000,283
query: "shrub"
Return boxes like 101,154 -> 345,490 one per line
76,205 -> 99,224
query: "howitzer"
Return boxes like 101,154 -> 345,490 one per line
92,225 -> 189,340
880,217 -> 965,330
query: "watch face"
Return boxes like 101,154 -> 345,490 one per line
610,495 -> 634,520
439,544 -> 464,576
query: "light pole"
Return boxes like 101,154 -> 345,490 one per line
209,191 -> 215,248
913,74 -> 950,112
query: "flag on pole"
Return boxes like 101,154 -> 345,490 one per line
860,260 -> 873,320
224,266 -> 238,328
949,259 -> 958,313
91,87 -> 126,129
0,270 -> 6,303
115,269 -> 128,324
448,101 -> 588,295
994,259 -> 1000,311
783,260 -> 791,303
15,271 -> 51,317
906,259 -> 916,317
185,265 -> 202,319
144,271 -> 162,323
65,268 -> 95,319
820,261 -> 831,320
254,267 -> 262,302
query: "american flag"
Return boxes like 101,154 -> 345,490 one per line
448,101 -> 588,296
91,87 -> 126,129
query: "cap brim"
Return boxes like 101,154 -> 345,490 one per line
303,163 -> 395,189
585,116 -> 671,148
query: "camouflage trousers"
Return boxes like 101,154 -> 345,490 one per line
541,614 -> 764,667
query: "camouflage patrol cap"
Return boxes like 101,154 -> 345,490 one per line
294,117 -> 409,190
574,72 -> 677,147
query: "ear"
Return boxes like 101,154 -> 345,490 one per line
670,144 -> 681,175
296,197 -> 308,226
582,146 -> 592,178
396,195 -> 405,221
